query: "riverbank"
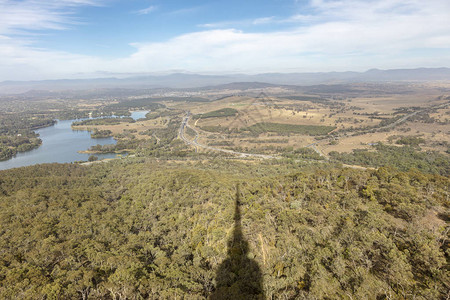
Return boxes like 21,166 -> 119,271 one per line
0,119 -> 118,170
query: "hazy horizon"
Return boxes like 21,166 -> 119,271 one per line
1,0 -> 449,81
1,66 -> 450,83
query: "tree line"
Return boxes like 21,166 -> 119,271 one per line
0,159 -> 447,299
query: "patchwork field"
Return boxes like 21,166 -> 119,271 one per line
157,86 -> 449,158
9,82 -> 445,161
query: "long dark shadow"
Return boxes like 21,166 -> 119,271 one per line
209,184 -> 264,299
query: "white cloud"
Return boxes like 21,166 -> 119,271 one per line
166,6 -> 203,16
199,16 -> 277,28
134,5 -> 157,15
111,0 -> 450,73
0,0 -> 449,80
0,0 -> 107,80
0,0 -> 105,34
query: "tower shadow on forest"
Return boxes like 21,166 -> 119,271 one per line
209,184 -> 264,300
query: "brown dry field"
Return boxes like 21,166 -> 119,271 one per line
179,92 -> 449,155
69,84 -> 449,156
72,117 -> 169,140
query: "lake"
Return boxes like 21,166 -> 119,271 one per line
128,110 -> 148,120
0,111 -> 148,170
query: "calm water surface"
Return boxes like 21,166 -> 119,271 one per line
0,111 -> 148,170
129,110 -> 148,120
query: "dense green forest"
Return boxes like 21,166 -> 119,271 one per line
0,133 -> 42,161
0,114 -> 56,160
72,117 -> 135,127
193,108 -> 238,120
0,159 -> 448,299
90,130 -> 113,139
199,125 -> 237,134
145,109 -> 182,120
198,122 -> 336,136
0,94 -> 448,299
330,143 -> 450,177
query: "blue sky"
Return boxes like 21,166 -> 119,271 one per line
0,0 -> 449,80
32,0 -> 301,58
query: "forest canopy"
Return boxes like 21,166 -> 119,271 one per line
0,159 -> 448,299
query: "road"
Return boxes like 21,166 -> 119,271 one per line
179,100 -> 449,163
152,134 -> 161,144
304,141 -> 328,160
179,112 -> 275,159
305,101 -> 449,159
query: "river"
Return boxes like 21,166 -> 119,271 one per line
0,111 -> 148,170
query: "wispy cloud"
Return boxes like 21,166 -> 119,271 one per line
252,17 -> 276,25
0,0 -> 105,80
134,5 -> 157,15
166,6 -> 204,16
105,0 -> 450,74
0,0 -> 449,80
0,0 -> 104,35
198,17 -> 276,29
197,14 -> 321,29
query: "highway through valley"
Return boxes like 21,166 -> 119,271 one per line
179,112 -> 275,159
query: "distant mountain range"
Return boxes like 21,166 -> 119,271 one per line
0,67 -> 449,94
